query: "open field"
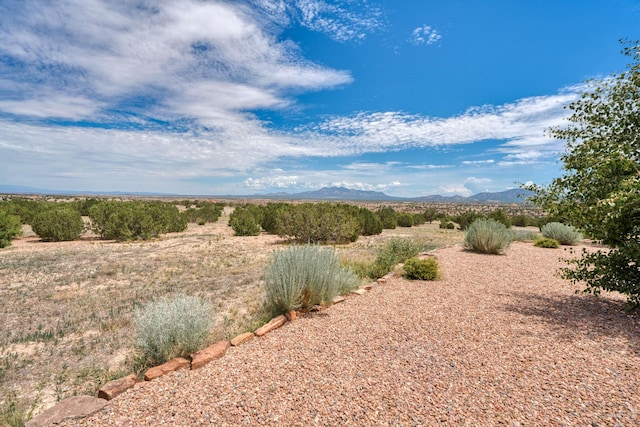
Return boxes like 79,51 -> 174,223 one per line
0,210 -> 463,418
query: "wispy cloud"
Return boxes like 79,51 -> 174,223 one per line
292,0 -> 384,42
0,0 -> 353,123
302,90 -> 578,161
409,25 -> 442,45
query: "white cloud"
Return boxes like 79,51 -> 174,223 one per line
293,0 -> 383,42
303,89 -> 579,161
0,0 -> 352,121
409,25 -> 442,45
439,184 -> 472,197
461,159 -> 495,165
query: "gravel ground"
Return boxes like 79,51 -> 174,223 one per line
63,242 -> 640,426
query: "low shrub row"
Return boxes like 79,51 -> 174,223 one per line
89,201 -> 187,241
464,218 -> 582,254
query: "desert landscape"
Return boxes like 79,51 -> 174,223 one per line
0,203 -> 464,422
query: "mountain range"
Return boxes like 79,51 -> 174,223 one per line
0,185 -> 534,204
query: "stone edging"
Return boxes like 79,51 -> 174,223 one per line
25,278 -> 388,426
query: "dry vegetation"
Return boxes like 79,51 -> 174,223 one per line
0,205 -> 464,417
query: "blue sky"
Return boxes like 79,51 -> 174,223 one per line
0,0 -> 638,197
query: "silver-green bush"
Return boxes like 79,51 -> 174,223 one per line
463,218 -> 512,255
134,294 -> 212,366
263,245 -> 360,314
541,222 -> 582,245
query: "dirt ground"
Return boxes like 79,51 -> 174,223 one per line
0,212 -> 464,416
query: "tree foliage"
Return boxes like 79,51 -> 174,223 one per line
0,209 -> 22,248
526,40 -> 640,307
89,200 -> 187,241
275,203 -> 360,244
31,206 -> 84,241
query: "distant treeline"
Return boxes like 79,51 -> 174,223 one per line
0,198 -> 224,246
0,197 -> 553,248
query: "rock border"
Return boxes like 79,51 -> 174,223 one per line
30,280 -> 382,425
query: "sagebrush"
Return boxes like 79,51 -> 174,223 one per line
263,245 -> 360,314
463,218 -> 512,254
134,294 -> 213,366
541,222 -> 582,245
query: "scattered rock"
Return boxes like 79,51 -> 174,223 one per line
285,310 -> 297,321
377,277 -> 387,284
363,283 -> 375,290
230,332 -> 254,346
332,296 -> 346,304
351,288 -> 366,296
25,395 -> 107,427
255,315 -> 287,337
191,340 -> 230,370
97,373 -> 138,401
144,357 -> 190,381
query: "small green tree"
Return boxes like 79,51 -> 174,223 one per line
358,207 -> 383,236
487,208 -> 512,228
0,209 -> 22,248
423,207 -> 438,223
454,210 -> 484,231
376,207 -> 397,229
526,40 -> 640,307
229,207 -> 261,236
396,212 -> 414,227
31,207 -> 84,242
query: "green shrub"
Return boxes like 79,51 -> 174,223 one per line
376,207 -> 397,229
396,213 -> 414,227
423,208 -> 438,223
89,201 -> 186,241
454,210 -> 484,231
404,257 -> 439,280
534,237 -> 560,248
439,221 -> 455,229
463,218 -> 512,254
134,294 -> 212,366
182,202 -> 223,224
229,207 -> 261,236
511,214 -> 538,227
0,210 -> 22,248
30,207 -> 84,241
358,207 -> 383,236
412,213 -> 426,226
0,391 -> 37,427
369,238 -> 421,279
487,208 -> 512,228
541,222 -> 582,245
263,245 -> 359,314
275,203 -> 360,243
